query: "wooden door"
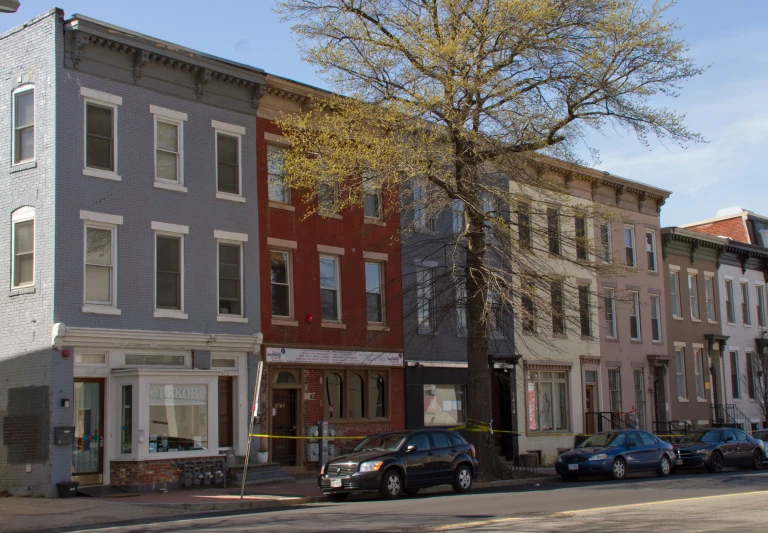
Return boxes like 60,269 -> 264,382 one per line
272,388 -> 298,465
585,384 -> 595,434
218,376 -> 234,448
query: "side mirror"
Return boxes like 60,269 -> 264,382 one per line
626,441 -> 636,448
406,445 -> 418,453
725,436 -> 734,442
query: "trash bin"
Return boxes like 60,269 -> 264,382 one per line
56,481 -> 79,498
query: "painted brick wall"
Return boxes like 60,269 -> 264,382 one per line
686,217 -> 749,243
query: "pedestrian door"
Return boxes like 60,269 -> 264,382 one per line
72,379 -> 104,485
272,388 -> 297,465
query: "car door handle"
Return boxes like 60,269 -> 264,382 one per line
427,452 -> 434,456
450,449 -> 457,454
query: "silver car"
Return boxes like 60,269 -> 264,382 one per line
753,430 -> 768,461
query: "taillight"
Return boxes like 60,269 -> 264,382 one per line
469,444 -> 476,458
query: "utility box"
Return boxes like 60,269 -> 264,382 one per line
306,425 -> 319,463
53,426 -> 75,445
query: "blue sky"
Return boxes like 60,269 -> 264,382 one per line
3,1 -> 766,227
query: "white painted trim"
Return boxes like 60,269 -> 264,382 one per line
149,105 -> 188,122
321,321 -> 347,329
668,264 -> 681,271
12,84 -> 35,165
83,221 -> 119,308
83,168 -> 121,181
319,254 -> 342,322
739,277 -> 750,283
216,241 -> 245,319
80,210 -> 124,225
154,181 -> 188,193
692,343 -> 705,349
268,201 -> 295,211
687,268 -> 699,274
80,87 -> 123,105
153,230 -> 186,317
723,274 -> 734,280
11,207 -> 35,290
217,315 -> 248,323
415,259 -> 439,268
264,132 -> 291,145
151,221 -> 189,235
704,271 -> 715,277
214,230 -> 248,242
216,192 -> 246,203
154,115 -> 184,186
317,244 -> 345,255
267,237 -> 297,249
271,318 -> 298,327
82,304 -> 121,316
363,251 -> 389,261
674,341 -> 687,348
154,309 -> 189,320
212,120 -> 246,135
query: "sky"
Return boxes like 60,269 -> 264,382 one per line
2,1 -> 766,227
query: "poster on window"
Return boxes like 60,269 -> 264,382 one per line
527,382 -> 537,431
266,347 -> 404,366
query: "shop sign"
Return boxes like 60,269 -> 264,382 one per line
527,382 -> 537,431
150,384 -> 208,406
266,347 -> 404,367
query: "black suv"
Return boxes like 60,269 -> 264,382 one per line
318,429 -> 479,502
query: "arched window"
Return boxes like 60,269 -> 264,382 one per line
274,371 -> 297,385
370,374 -> 385,418
349,374 -> 364,418
326,373 -> 343,419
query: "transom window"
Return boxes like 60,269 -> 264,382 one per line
13,86 -> 34,164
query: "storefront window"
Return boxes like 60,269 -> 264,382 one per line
527,371 -> 568,432
371,374 -> 385,417
423,384 -> 465,427
326,373 -> 343,419
121,385 -> 132,454
149,384 -> 208,453
125,354 -> 185,366
349,374 -> 365,418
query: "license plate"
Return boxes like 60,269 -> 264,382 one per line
330,479 -> 342,488
675,459 -> 682,466
568,464 -> 579,471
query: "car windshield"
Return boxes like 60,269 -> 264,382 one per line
679,431 -> 720,443
352,434 -> 407,452
578,433 -> 625,448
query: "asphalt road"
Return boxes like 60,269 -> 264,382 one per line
69,470 -> 768,533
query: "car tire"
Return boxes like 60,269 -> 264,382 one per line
707,451 -> 724,473
404,488 -> 421,497
657,455 -> 672,477
453,464 -> 473,493
380,469 -> 403,499
611,457 -> 627,480
751,450 -> 764,470
327,493 -> 348,503
560,474 -> 578,482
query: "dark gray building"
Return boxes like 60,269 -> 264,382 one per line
0,9 -> 264,495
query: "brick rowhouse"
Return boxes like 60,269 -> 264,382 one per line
256,75 -> 405,471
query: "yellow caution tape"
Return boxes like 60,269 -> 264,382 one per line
249,433 -> 368,440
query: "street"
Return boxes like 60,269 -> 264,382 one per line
65,470 -> 768,533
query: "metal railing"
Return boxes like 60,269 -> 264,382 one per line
652,420 -> 695,441
711,404 -> 751,432
584,411 -> 638,433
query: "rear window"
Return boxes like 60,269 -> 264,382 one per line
448,432 -> 467,446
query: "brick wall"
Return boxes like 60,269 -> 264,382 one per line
110,457 -> 221,486
686,217 -> 749,243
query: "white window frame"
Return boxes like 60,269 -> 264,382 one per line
670,268 -> 682,319
267,144 -> 291,206
624,225 -> 636,267
605,287 -> 617,339
451,199 -> 464,234
688,273 -> 700,321
455,279 -> 467,337
608,367 -> 622,414
757,285 -> 766,328
82,87 -> 122,181
645,229 -> 657,272
416,265 -> 435,333
151,105 -> 187,193
527,369 -> 570,432
704,276 -> 716,323
11,206 -> 35,289
213,120 -> 246,203
600,221 -> 612,263
365,261 -> 385,325
12,84 -> 35,165
578,284 -> 591,337
741,281 -> 752,326
270,249 -> 294,320
152,221 -> 188,320
725,279 -> 736,324
675,346 -> 688,400
693,347 -> 706,401
650,294 -> 662,342
629,290 -> 641,340
363,176 -> 382,221
730,350 -> 741,400
215,230 -> 248,322
413,180 -> 435,232
319,254 -> 342,324
81,211 -> 123,316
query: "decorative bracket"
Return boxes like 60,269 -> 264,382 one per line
251,84 -> 266,110
615,185 -> 625,206
132,49 -> 149,84
741,253 -> 749,275
690,240 -> 699,265
195,68 -> 212,101
661,233 -> 672,260
70,31 -> 89,69
564,172 -> 574,190
656,197 -> 667,214
590,180 -> 600,201
637,191 -> 648,212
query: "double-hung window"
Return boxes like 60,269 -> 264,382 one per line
270,250 -> 292,318
455,279 -> 467,336
730,351 -> 741,399
451,199 -> 465,234
82,87 -> 122,180
670,269 -> 681,318
11,207 -> 35,289
413,181 -> 435,231
688,273 -> 699,320
608,367 -> 621,413
629,290 -> 641,340
81,211 -> 122,315
600,222 -> 612,262
575,215 -> 588,260
318,183 -> 339,214
624,225 -> 636,267
675,347 -> 688,399
551,280 -> 565,334
13,86 -> 34,164
213,120 -> 245,201
416,266 -> 435,332
747,352 -> 756,399
741,282 -> 751,326
152,222 -> 188,320
521,276 -> 536,333
320,255 -> 341,322
363,177 -> 382,220
693,348 -> 706,400
267,145 -> 290,204
645,230 -> 657,272
365,262 -> 384,323
604,288 -> 617,338
758,285 -> 766,327
151,106 -> 187,190
547,208 -> 560,255
517,201 -> 531,250
578,285 -> 591,336
704,276 -> 716,322
650,294 -> 662,342
725,279 -> 736,323
215,230 -> 248,321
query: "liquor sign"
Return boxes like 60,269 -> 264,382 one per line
266,347 -> 404,367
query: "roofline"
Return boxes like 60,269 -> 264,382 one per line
725,239 -> 768,260
661,227 -> 729,247
679,212 -> 747,229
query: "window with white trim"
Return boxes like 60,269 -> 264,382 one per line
629,290 -> 641,340
84,223 -> 117,308
575,216 -> 588,260
624,225 -> 636,267
216,132 -> 241,196
694,348 -> 706,400
363,177 -> 382,220
704,277 -> 716,322
608,367 -> 622,413
416,266 -> 435,332
319,255 -> 341,321
365,261 -> 384,323
268,145 -> 290,204
688,274 -> 699,320
605,287 -> 617,338
218,242 -> 243,317
650,294 -> 662,342
11,207 -> 34,288
578,285 -> 591,336
13,86 -> 34,164
725,279 -> 736,323
551,280 -> 565,334
670,270 -> 681,318
741,282 -> 751,326
757,285 -> 766,328
270,250 -> 292,318
156,234 -> 183,312
547,208 -> 561,255
455,278 -> 467,336
413,180 -> 435,231
154,114 -> 183,185
645,230 -> 657,272
527,370 -> 569,431
730,351 -> 740,399
600,222 -> 612,262
675,347 -> 687,399
85,102 -> 116,172
451,199 -> 465,234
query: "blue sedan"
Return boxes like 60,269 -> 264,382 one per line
555,430 -> 677,481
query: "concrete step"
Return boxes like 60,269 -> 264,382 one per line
232,466 -> 291,483
238,475 -> 297,487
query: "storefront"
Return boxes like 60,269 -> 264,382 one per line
262,346 -> 405,468
405,363 -> 468,430
54,326 -> 261,488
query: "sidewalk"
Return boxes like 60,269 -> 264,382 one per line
0,472 -> 559,533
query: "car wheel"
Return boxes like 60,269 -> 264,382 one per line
657,455 -> 671,477
611,457 -> 627,480
751,450 -> 764,470
380,469 -> 403,499
707,451 -> 724,473
453,464 -> 473,493
404,488 -> 420,497
560,474 -> 578,482
327,493 -> 348,503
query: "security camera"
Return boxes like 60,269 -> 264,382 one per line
0,0 -> 20,13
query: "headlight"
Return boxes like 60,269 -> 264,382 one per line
588,453 -> 608,461
694,449 -> 708,456
320,463 -> 327,475
556,455 -> 563,463
359,460 -> 384,472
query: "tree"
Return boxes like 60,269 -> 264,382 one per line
274,0 -> 703,477
744,351 -> 768,428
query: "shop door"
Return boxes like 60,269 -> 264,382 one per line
272,388 -> 297,465
585,384 -> 595,434
72,379 -> 104,485
218,377 -> 234,448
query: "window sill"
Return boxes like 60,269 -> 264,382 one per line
605,336 -> 618,342
743,324 -> 753,328
648,270 -> 659,275
417,327 -> 437,336
217,315 -> 248,323
319,210 -> 342,220
652,340 -> 664,345
727,322 -> 737,326
552,333 -> 568,339
581,335 -> 595,341
707,319 -> 718,325
154,181 -> 188,193
10,161 -> 37,173
367,324 -> 390,332
630,338 -> 643,344
690,318 -> 702,323
677,397 -> 690,403
216,192 -> 246,203
321,321 -> 347,329
672,316 -> 684,321
83,167 -> 121,181
272,318 -> 299,327
154,309 -> 188,320
364,217 -> 386,226
82,304 -> 121,316
696,398 -> 708,403
268,201 -> 295,212
8,285 -> 36,297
